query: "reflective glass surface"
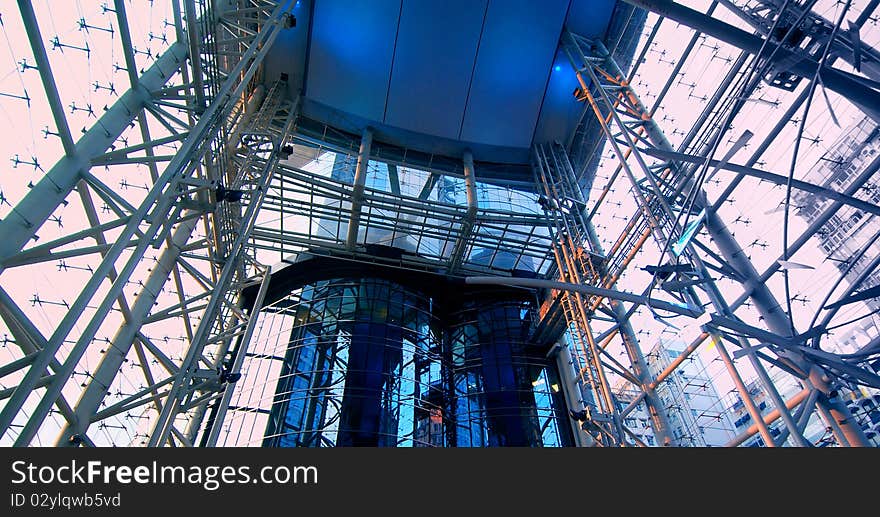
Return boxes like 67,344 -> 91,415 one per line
448,300 -> 570,446
261,278 -> 571,447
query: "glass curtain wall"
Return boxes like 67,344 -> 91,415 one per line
263,278 -> 442,447
448,297 -> 571,447
262,278 -> 572,447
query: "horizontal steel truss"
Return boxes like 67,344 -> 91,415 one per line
0,0 -> 294,447
249,151 -> 555,278
545,29 -> 880,446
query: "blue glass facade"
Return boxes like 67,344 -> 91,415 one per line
262,277 -> 572,447
448,299 -> 569,446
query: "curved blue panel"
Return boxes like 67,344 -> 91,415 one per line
533,48 -> 584,146
264,0 -> 311,94
306,0 -> 402,123
566,0 -> 617,39
384,0 -> 487,140
459,0 -> 571,148
290,0 -> 618,163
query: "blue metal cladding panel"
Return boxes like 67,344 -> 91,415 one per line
305,0 -> 402,124
384,0 -> 488,140
532,48 -> 584,146
264,0 -> 312,95
565,0 -> 617,40
533,0 -> 615,146
459,0 -> 571,149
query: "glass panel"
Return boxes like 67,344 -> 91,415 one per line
261,278 -> 572,447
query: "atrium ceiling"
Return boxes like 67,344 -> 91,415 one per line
266,0 -> 617,164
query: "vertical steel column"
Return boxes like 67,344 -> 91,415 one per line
184,0 -> 208,112
551,341 -> 596,446
534,145 -> 625,445
345,128 -> 374,250
571,37 -> 817,445
619,24 -> 870,443
448,150 -> 477,272
202,265 -> 273,447
557,147 -> 675,446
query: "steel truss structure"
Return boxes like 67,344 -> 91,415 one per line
0,0 -> 879,447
